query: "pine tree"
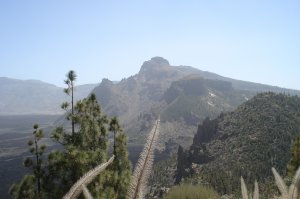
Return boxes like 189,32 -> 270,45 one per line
10,124 -> 46,199
175,145 -> 185,184
109,116 -> 122,155
46,93 -> 110,198
109,133 -> 132,199
10,71 -> 132,199
62,70 -> 77,141
82,120 -> 131,199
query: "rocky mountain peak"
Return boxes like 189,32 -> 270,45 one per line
139,57 -> 170,75
100,78 -> 114,88
149,56 -> 170,65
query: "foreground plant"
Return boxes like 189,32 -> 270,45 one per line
62,155 -> 115,199
127,119 -> 160,199
272,167 -> 300,199
240,177 -> 259,199
240,166 -> 300,199
164,184 -> 220,199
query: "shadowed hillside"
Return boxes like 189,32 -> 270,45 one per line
176,92 -> 300,195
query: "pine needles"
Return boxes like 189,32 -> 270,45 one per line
62,155 -> 115,199
127,118 -> 160,199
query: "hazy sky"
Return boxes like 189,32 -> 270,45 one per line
0,1 -> 299,89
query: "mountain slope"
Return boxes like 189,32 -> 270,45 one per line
0,77 -> 97,115
177,92 -> 300,194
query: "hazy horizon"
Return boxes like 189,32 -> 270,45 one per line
1,1 -> 299,89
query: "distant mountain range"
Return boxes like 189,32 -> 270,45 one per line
0,77 -> 97,115
91,57 -> 300,146
1,57 -> 300,145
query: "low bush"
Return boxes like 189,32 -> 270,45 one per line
164,184 -> 220,199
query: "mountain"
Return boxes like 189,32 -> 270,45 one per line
0,77 -> 97,115
92,57 -> 300,147
175,92 -> 300,195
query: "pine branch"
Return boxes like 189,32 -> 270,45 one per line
127,118 -> 160,199
62,155 -> 115,199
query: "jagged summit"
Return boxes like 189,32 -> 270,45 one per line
100,78 -> 114,85
149,56 -> 170,65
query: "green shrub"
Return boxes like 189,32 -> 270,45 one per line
164,184 -> 220,199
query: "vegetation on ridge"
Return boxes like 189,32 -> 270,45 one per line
175,92 -> 300,196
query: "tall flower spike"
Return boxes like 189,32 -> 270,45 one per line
127,118 -> 160,199
63,155 -> 114,199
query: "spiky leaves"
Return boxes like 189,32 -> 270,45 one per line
241,177 -> 249,199
127,119 -> 160,199
272,168 -> 289,198
240,177 -> 259,199
289,167 -> 300,198
272,167 -> 300,199
253,181 -> 259,199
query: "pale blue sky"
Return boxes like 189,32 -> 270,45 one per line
0,1 -> 299,89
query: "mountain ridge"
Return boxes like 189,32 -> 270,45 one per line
1,57 -> 299,121
91,57 -> 300,148
0,77 -> 97,115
